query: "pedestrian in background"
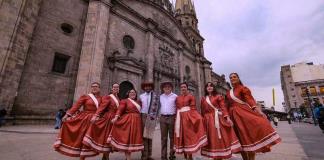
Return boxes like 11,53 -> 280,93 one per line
0,108 -> 7,127
54,109 -> 65,129
287,114 -> 291,124
273,116 -> 279,127
314,101 -> 324,133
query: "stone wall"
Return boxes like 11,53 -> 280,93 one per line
11,0 -> 88,116
0,0 -> 43,113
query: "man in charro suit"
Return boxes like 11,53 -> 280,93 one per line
139,82 -> 159,160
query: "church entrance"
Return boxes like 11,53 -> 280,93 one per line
119,81 -> 134,99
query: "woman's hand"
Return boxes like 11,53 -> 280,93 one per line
225,116 -> 233,126
62,114 -> 70,122
90,115 -> 99,123
111,116 -> 119,123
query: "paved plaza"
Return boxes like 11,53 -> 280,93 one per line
0,122 -> 323,160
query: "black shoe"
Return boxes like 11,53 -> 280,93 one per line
169,155 -> 176,160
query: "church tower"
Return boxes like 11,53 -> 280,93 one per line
175,0 -> 204,56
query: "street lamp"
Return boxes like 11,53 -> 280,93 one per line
305,88 -> 316,126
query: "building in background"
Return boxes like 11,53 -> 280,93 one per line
211,72 -> 230,95
281,62 -> 324,115
0,0 -> 223,123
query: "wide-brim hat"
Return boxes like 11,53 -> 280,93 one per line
141,82 -> 154,90
160,81 -> 173,90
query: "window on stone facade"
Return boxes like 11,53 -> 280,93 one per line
185,65 -> 191,75
52,53 -> 70,74
309,86 -> 317,96
60,23 -> 74,35
319,86 -> 324,94
123,35 -> 135,49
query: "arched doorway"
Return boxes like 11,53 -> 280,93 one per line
119,81 -> 134,99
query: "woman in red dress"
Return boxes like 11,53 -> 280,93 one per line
108,89 -> 144,160
226,73 -> 281,160
54,82 -> 102,160
174,82 -> 207,160
83,83 -> 120,160
201,82 -> 241,160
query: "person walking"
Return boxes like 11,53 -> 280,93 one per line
54,82 -> 102,159
83,83 -> 120,160
174,82 -> 207,160
201,82 -> 241,160
314,101 -> 324,133
226,73 -> 281,160
0,108 -> 7,127
159,82 -> 177,160
273,116 -> 279,127
54,109 -> 64,129
108,89 -> 144,160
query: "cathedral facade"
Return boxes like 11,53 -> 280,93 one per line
0,0 -> 215,120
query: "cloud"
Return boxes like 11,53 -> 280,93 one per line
194,0 -> 324,109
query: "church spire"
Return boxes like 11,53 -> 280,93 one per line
175,0 -> 196,16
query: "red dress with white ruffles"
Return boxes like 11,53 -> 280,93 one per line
226,85 -> 281,152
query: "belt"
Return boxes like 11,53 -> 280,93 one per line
161,114 -> 176,117
175,106 -> 191,138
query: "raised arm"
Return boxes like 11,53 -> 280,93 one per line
242,86 -> 257,109
66,95 -> 87,116
115,100 -> 127,117
94,96 -> 111,117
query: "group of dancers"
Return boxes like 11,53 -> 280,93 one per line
53,73 -> 281,160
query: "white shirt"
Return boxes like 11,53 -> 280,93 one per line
159,92 -> 177,115
140,92 -> 152,114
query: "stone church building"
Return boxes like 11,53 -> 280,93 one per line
0,0 -> 222,121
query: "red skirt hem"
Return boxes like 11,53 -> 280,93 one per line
175,135 -> 208,154
107,136 -> 144,152
83,135 -> 112,153
54,143 -> 98,157
201,141 -> 241,158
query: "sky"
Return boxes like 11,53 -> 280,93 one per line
192,0 -> 324,111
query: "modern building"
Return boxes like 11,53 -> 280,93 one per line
0,0 -> 219,122
281,62 -> 324,114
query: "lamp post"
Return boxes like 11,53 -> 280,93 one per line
305,88 -> 316,126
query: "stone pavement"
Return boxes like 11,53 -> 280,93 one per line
0,122 -> 318,160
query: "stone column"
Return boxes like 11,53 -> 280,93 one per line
74,0 -> 111,100
203,62 -> 212,84
195,56 -> 202,99
177,41 -> 185,82
144,20 -> 157,82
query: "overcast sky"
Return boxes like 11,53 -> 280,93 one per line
192,0 -> 324,111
